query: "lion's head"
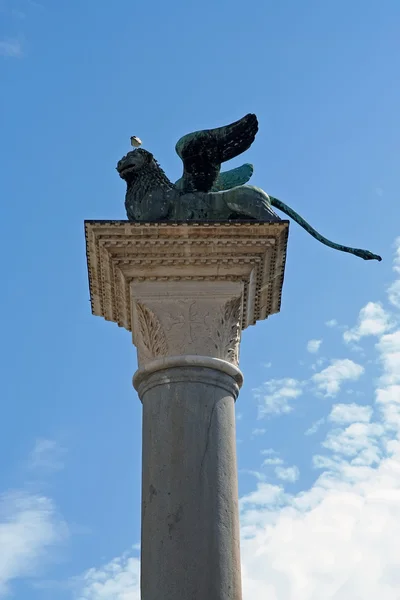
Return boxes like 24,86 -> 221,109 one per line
116,149 -> 154,183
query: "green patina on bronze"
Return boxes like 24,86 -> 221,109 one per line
116,114 -> 381,262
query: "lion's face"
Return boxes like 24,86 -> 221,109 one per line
116,149 -> 152,182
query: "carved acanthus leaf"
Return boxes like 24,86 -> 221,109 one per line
214,297 -> 242,364
136,302 -> 168,359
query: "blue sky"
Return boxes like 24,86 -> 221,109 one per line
1,0 -> 400,598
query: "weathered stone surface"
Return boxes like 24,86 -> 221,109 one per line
85,220 -> 289,335
131,281 -> 243,367
134,358 -> 243,600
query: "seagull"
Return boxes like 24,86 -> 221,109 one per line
130,136 -> 142,148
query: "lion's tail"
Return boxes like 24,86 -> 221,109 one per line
269,196 -> 382,262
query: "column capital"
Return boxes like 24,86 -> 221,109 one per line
131,280 -> 243,367
85,220 -> 288,367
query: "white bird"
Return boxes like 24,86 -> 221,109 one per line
130,136 -> 142,148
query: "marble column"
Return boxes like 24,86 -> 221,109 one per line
135,357 -> 242,600
131,281 -> 244,600
84,221 -> 289,600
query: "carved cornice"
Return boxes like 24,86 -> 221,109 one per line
85,221 -> 289,336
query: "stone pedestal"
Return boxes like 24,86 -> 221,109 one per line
85,221 -> 288,600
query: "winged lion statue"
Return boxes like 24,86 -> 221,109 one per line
116,114 -> 381,262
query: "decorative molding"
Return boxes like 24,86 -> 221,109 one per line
85,221 -> 289,336
130,282 -> 243,367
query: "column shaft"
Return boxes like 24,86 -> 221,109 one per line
134,359 -> 243,600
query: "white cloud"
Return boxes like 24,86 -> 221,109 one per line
30,439 -> 66,473
252,428 -> 266,437
312,359 -> 364,397
310,357 -> 325,371
76,553 -> 140,600
375,328 -> 400,429
0,38 -> 22,57
263,457 -> 284,466
307,339 -> 322,354
262,449 -> 283,466
322,422 -> 383,463
343,302 -> 392,343
388,279 -> 400,309
376,384 -> 400,429
240,470 -> 267,482
274,466 -> 299,483
329,403 -> 373,424
240,483 -> 285,513
11,9 -> 27,19
255,378 -> 303,417
0,441 -> 68,597
325,319 -> 338,327
0,492 -> 67,597
305,418 -> 325,435
27,0 -> 45,9
392,237 -> 400,274
386,236 -> 400,309
376,330 -> 400,386
240,447 -> 400,600
239,238 -> 400,600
